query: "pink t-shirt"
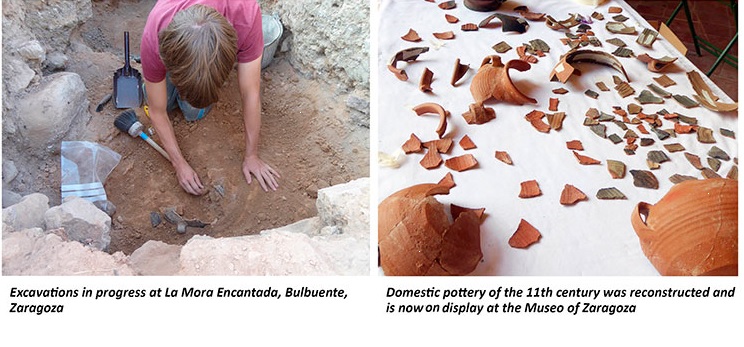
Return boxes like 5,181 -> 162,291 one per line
141,0 -> 263,83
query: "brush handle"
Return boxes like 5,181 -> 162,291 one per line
139,133 -> 171,161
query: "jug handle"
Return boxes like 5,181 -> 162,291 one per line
631,202 -> 655,241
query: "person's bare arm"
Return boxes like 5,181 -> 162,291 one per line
237,57 -> 280,191
145,79 -> 205,195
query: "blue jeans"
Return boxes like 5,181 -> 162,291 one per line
144,75 -> 212,121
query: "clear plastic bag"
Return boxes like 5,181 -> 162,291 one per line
60,141 -> 121,204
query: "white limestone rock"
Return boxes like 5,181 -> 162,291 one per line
44,197 -> 111,251
2,193 -> 49,230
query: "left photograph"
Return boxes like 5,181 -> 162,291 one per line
2,0 -> 370,275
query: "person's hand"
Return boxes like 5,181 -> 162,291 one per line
242,155 -> 280,191
174,161 -> 205,195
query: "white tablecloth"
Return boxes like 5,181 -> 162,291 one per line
376,0 -> 738,275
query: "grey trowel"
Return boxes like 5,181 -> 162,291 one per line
113,31 -> 143,108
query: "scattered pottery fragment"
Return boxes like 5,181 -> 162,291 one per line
413,102 -> 449,138
402,28 -> 422,42
464,0 -> 504,11
606,21 -> 636,35
450,204 -> 486,220
631,178 -> 738,276
470,55 -> 536,105
550,49 -> 629,83
545,14 -> 580,30
636,28 -> 659,47
612,46 -> 634,58
438,172 -> 456,189
439,1 -> 456,10
492,41 -> 512,53
640,138 -> 655,146
595,81 -> 610,91
647,84 -> 672,99
433,31 -> 455,40
606,38 -> 627,47
461,23 -> 479,31
552,87 -> 569,95
624,145 -> 637,155
597,112 -> 614,122
651,127 -> 670,140
684,152 -> 704,170
515,6 -> 545,21
518,180 -> 541,198
585,89 -> 599,99
607,160 -> 626,178
420,143 -> 443,169
708,157 -> 721,172
627,103 -> 642,114
378,182 -> 483,276
663,143 -> 685,152
529,39 -> 550,53
459,135 -> 476,150
560,184 -> 588,205
608,134 -> 622,144
674,122 -> 697,134
423,138 -> 454,153
589,124 -> 606,138
613,120 -> 628,131
708,148 -> 729,163
696,127 -> 716,143
419,67 -> 434,93
584,118 -> 599,126
547,112 -> 566,130
637,54 -> 676,72
608,6 -> 623,13
672,94 -> 699,108
596,187 -> 626,200
150,211 -> 162,227
462,103 -> 496,124
402,133 -> 423,154
445,14 -> 460,23
566,140 -> 584,150
669,174 -> 697,184
488,14 -> 529,33
494,150 -> 513,165
525,110 -> 550,133
573,151 -> 600,165
612,75 -> 624,85
585,107 -> 600,119
451,58 -> 470,86
636,90 -> 664,104
388,47 -> 429,81
516,45 -> 538,64
637,124 -> 648,134
648,150 -> 670,164
445,154 -> 478,172
687,71 -> 738,112
612,14 -> 629,22
726,166 -> 737,180
631,169 -> 659,189
701,168 -> 721,179
508,219 -> 541,249
591,11 -> 604,20
548,97 -> 559,111
653,74 -> 676,87
615,82 -> 635,98
720,128 -> 735,139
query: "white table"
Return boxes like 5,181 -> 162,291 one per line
376,0 -> 738,275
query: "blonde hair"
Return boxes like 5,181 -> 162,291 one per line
158,4 -> 237,108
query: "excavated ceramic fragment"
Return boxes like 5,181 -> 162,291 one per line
673,94 -> 699,108
451,58 -> 469,86
605,38 -> 627,47
653,74 -> 676,87
606,21 -> 636,34
607,160 -> 626,178
608,134 -> 622,144
552,87 -> 569,95
648,150 -> 670,163
423,138 -> 454,153
550,49 -> 630,83
388,47 -> 429,81
615,82 -> 635,98
631,170 -> 659,189
439,1 -> 456,10
494,151 -> 513,165
470,55 -> 536,105
419,67 -> 434,92
445,154 -> 478,172
459,135 -> 476,150
640,138 -> 655,146
651,127 -> 670,140
708,157 -> 721,172
420,143 -> 443,169
687,71 -> 738,112
402,28 -> 422,42
516,45 -> 538,64
608,6 -> 623,13
589,124 -> 606,138
413,102 -> 449,138
612,46 -> 634,58
402,133 -> 423,154
492,41 -> 512,53
573,151 -> 600,165
525,110 -> 550,133
647,84 -> 672,99
669,174 -> 697,184
696,127 -> 716,143
433,31 -> 455,40
637,54 -> 676,72
545,14 -> 580,30
674,123 -> 697,134
490,13 -> 529,33
595,81 -> 610,92
591,11 -> 604,20
663,143 -> 685,152
613,120 -> 628,131
584,118 -> 599,126
636,90 -> 664,104
627,103 -> 642,114
529,39 -> 550,53
720,128 -> 735,139
438,172 -> 456,189
684,152 -> 704,170
637,124 -> 648,134
612,14 -> 629,22
585,89 -> 599,99
548,97 -> 559,111
462,103 -> 496,124
560,184 -> 587,205
701,168 -> 722,179
445,14 -> 459,23
597,112 -> 614,122
450,204 -> 486,220
547,112 -> 566,130
596,187 -> 626,199
508,219 -> 541,249
461,23 -> 479,31
727,166 -> 738,180
585,107 -> 599,119
566,140 -> 584,150
636,28 -> 659,47
518,180 -> 541,198
515,6 -> 545,21
709,146 -> 730,161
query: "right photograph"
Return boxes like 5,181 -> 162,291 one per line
377,0 -> 738,276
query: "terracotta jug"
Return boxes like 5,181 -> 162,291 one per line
631,178 -> 738,276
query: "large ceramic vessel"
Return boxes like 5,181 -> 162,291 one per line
464,0 -> 505,12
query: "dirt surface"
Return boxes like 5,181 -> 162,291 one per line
61,0 -> 368,254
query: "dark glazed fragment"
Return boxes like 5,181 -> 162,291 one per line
631,170 -> 659,189
388,47 -> 429,81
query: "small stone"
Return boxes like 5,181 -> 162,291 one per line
630,170 -> 659,189
607,160 -> 626,179
150,212 -> 162,227
93,200 -> 116,217
596,187 -> 627,200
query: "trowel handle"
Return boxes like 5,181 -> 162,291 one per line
139,132 -> 171,161
124,31 -> 131,75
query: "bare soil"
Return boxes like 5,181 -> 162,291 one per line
61,0 -> 368,254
